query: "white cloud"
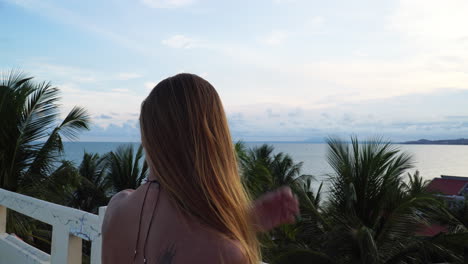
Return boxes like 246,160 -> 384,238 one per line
273,0 -> 297,3
307,16 -> 324,27
259,17 -> 322,47
144,81 -> 158,91
80,120 -> 141,142
141,0 -> 195,9
111,88 -> 130,93
217,0 -> 468,107
381,0 -> 468,91
74,76 -> 96,82
224,89 -> 468,142
261,31 -> 288,46
25,61 -> 146,87
8,0 -> 468,141
58,83 -> 145,126
389,0 -> 468,41
26,62 -> 98,83
352,50 -> 369,57
115,73 -> 142,80
161,35 -> 198,49
60,83 -> 82,93
388,0 -> 468,65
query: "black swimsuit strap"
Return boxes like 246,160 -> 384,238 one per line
132,180 -> 161,264
147,179 -> 160,184
143,182 -> 161,263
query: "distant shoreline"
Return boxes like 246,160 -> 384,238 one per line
58,140 -> 468,145
401,138 -> 468,145
60,141 -> 325,144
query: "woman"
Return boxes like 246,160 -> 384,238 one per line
102,73 -> 299,264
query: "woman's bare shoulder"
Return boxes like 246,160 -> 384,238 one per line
102,189 -> 135,230
109,189 -> 135,207
179,234 -> 246,264
218,239 -> 247,264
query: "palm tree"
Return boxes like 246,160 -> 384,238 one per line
0,71 -> 90,239
403,170 -> 430,197
106,144 -> 148,193
270,152 -> 312,190
235,143 -> 318,262
317,137 -> 464,263
23,160 -> 81,253
265,137 -> 467,263
300,178 -> 323,209
234,141 -> 248,165
0,71 -> 90,193
68,152 -> 110,213
237,143 -> 274,198
27,160 -> 81,204
237,143 -> 312,198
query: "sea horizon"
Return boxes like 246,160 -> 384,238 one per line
58,138 -> 468,145
62,142 -> 468,187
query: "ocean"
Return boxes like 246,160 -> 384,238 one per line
63,142 -> 468,186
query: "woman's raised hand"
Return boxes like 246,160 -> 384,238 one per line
251,186 -> 300,232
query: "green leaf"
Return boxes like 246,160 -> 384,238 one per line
272,249 -> 334,264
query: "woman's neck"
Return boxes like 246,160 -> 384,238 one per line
147,170 -> 158,182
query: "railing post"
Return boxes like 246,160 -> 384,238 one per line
0,205 -> 6,233
90,206 -> 106,264
68,234 -> 83,264
51,224 -> 82,264
51,225 -> 69,263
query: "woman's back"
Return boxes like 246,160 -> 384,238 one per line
102,74 -> 299,264
102,182 -> 245,264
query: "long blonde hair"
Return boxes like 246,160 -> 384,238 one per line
139,73 -> 260,263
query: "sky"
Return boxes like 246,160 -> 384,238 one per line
2,0 -> 468,142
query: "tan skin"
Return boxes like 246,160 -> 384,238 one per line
102,175 -> 299,264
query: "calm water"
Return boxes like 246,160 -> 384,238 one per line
63,142 -> 468,189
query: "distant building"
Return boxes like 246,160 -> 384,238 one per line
417,175 -> 468,237
427,175 -> 468,209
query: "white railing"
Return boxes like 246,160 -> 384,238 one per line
0,188 -> 106,264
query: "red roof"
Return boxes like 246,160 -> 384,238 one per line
417,224 -> 448,237
427,178 -> 468,196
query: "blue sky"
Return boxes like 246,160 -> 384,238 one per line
2,0 -> 468,142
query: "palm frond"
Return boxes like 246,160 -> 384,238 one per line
25,106 -> 90,180
57,106 -> 90,141
106,144 -> 147,193
20,82 -> 61,145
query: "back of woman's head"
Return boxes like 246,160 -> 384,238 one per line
140,73 -> 260,264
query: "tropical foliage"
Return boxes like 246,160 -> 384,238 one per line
236,137 -> 468,264
0,72 -> 90,194
0,73 -> 148,261
106,144 -> 148,194
68,152 -> 110,213
0,72 -> 91,242
67,144 -> 147,213
236,142 -> 312,197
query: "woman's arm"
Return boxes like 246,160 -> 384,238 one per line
251,186 -> 300,232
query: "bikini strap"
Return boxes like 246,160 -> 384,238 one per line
147,179 -> 160,184
132,180 -> 161,263
142,182 -> 161,263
